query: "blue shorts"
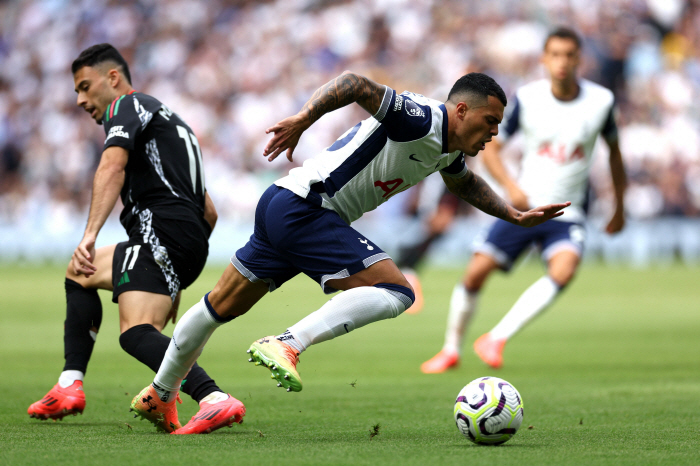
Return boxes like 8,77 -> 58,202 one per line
232,185 -> 390,293
474,219 -> 585,271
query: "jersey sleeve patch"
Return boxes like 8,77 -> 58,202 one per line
440,152 -> 468,178
379,91 -> 433,143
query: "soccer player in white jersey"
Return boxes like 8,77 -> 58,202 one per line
130,70 -> 570,432
421,27 -> 627,374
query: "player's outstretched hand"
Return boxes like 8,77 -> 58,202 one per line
516,201 -> 571,228
264,113 -> 310,163
71,235 -> 97,277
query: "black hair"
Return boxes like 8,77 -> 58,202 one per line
447,73 -> 507,107
71,43 -> 132,85
544,27 -> 582,51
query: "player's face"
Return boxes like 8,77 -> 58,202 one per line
542,37 -> 580,82
457,95 -> 504,156
73,66 -> 118,124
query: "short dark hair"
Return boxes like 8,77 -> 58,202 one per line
544,27 -> 582,51
447,73 -> 507,107
71,43 -> 132,85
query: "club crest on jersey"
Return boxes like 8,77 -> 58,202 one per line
394,95 -> 403,112
105,125 -> 129,142
405,99 -> 425,118
358,238 -> 374,250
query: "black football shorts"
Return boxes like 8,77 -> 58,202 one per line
111,208 -> 209,303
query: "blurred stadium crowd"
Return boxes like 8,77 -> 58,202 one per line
1,0 -> 699,262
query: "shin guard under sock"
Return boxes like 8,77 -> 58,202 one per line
63,278 -> 102,373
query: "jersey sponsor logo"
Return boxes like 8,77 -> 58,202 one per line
408,154 -> 423,162
405,99 -> 425,118
537,142 -> 585,163
393,95 -> 403,112
358,238 -> 374,250
105,125 -> 129,141
374,178 -> 412,199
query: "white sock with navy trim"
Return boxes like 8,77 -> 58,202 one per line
153,293 -> 227,401
490,276 -> 561,340
442,284 -> 479,355
284,285 -> 412,353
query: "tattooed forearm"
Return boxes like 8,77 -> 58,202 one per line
443,172 -> 522,224
301,71 -> 385,124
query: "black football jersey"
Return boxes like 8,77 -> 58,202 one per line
102,91 -> 207,231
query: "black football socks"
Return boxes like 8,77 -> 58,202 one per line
63,278 -> 103,373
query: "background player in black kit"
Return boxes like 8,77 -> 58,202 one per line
27,44 -> 245,434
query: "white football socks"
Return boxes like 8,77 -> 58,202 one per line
58,370 -> 84,388
442,284 -> 479,355
153,296 -> 225,402
284,286 -> 409,352
490,276 -> 560,340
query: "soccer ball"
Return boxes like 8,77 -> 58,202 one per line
453,376 -> 524,445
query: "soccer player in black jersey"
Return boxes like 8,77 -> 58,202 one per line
27,44 -> 245,434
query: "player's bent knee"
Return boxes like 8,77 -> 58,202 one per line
119,323 -> 159,355
549,271 -> 575,288
464,271 -> 489,293
374,283 -> 415,316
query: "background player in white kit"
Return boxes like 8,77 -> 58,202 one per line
129,70 -> 571,433
421,27 -> 627,374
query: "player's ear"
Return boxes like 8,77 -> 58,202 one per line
456,101 -> 468,119
107,68 -> 120,88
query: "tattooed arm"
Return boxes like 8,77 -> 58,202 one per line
442,171 -> 570,227
263,71 -> 386,162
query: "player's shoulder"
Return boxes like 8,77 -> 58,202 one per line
515,79 -> 550,99
105,92 -> 160,124
129,92 -> 164,111
579,79 -> 615,106
110,91 -> 158,107
379,89 -> 441,143
398,91 -> 443,114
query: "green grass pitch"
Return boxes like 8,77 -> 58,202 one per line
1,262 -> 698,465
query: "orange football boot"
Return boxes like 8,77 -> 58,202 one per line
28,381 -> 86,420
421,350 -> 460,374
247,336 -> 302,392
473,333 -> 506,369
173,394 -> 245,435
130,385 -> 181,433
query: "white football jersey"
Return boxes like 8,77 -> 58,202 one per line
275,87 -> 467,224
499,79 -> 618,222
